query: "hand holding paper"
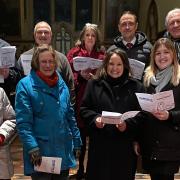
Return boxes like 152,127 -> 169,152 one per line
34,156 -> 62,174
135,90 -> 175,112
95,117 -> 104,128
73,56 -> 103,71
101,111 -> 139,124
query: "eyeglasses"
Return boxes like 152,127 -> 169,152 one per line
119,22 -> 136,28
36,30 -> 50,35
168,20 -> 180,27
40,60 -> 55,65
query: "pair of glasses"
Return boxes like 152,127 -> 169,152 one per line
40,60 -> 55,65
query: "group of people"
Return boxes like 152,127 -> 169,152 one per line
0,7 -> 180,180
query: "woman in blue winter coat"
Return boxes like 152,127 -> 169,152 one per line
15,44 -> 82,180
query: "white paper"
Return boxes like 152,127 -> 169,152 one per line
101,110 -> 140,124
0,74 -> 4,83
136,90 -> 175,112
0,46 -> 16,68
73,56 -> 103,71
34,156 -> 62,174
128,58 -> 145,80
121,111 -> 140,121
20,54 -> 32,75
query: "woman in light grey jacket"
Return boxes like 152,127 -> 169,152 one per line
0,87 -> 16,180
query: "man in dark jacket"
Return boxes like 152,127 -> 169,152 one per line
108,11 -> 152,80
0,38 -> 21,107
164,8 -> 180,62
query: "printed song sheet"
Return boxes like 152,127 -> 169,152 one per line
128,58 -> 145,80
34,156 -> 62,174
20,54 -> 33,75
73,56 -> 103,71
102,111 -> 140,124
135,90 -> 175,112
0,46 -> 16,68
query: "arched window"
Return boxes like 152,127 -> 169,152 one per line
0,0 -> 20,37
146,0 -> 158,43
105,0 -> 140,40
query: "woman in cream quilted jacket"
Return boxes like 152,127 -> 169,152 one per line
0,87 -> 16,180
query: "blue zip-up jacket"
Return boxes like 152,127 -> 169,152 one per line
15,70 -> 81,175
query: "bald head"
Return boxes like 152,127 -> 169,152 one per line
34,21 -> 52,45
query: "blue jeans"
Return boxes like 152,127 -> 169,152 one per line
31,170 -> 69,180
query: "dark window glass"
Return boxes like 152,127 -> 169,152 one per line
0,0 -> 20,37
33,0 -> 50,25
55,0 -> 72,22
76,0 -> 92,30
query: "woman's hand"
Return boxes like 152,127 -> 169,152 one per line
95,117 -> 104,128
116,120 -> 126,132
0,68 -> 9,79
152,110 -> 169,121
80,68 -> 93,80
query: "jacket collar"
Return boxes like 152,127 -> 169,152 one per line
29,70 -> 64,92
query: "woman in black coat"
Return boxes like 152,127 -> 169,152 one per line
80,49 -> 145,180
125,38 -> 180,180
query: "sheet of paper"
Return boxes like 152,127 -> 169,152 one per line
20,54 -> 32,75
128,59 -> 145,80
102,111 -> 122,124
0,46 -> 16,68
136,90 -> 175,112
153,90 -> 175,111
73,56 -> 103,71
34,156 -> 62,174
0,75 -> 4,83
121,111 -> 140,121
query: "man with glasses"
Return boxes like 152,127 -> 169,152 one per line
108,11 -> 152,78
17,21 -> 75,104
164,8 -> 180,61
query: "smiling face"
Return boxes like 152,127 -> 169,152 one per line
167,12 -> 180,39
118,13 -> 138,42
107,53 -> 124,78
39,51 -> 56,77
83,28 -> 96,50
34,23 -> 52,45
154,45 -> 173,70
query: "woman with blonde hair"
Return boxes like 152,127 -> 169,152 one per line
123,38 -> 180,180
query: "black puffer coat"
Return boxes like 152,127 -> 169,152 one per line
108,31 -> 152,67
164,31 -> 180,62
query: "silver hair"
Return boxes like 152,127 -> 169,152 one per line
165,8 -> 180,27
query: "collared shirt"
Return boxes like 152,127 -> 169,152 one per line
123,37 -> 136,47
